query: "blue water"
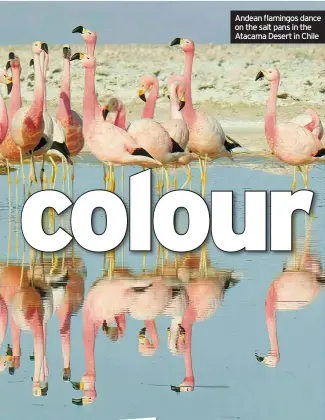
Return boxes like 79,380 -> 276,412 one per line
0,154 -> 324,420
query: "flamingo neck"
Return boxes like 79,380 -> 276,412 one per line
9,66 -> 22,122
265,77 -> 279,149
170,88 -> 182,120
57,57 -> 71,122
114,104 -> 126,130
83,66 -> 96,138
28,52 -> 44,128
86,36 -> 97,57
0,91 -> 8,142
182,51 -> 195,123
144,320 -> 159,349
266,284 -> 279,357
142,81 -> 159,119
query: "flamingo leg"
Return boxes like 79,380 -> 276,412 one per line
121,166 -> 124,198
164,168 -> 170,192
49,157 -> 58,190
173,168 -> 178,190
19,149 -> 26,188
40,156 -> 48,190
292,166 -> 297,192
181,164 -> 192,190
61,157 -> 67,192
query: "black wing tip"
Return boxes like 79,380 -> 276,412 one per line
224,138 -> 241,152
315,148 -> 325,158
171,139 -> 184,153
131,148 -> 155,159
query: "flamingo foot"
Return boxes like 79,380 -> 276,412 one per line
63,367 -> 71,382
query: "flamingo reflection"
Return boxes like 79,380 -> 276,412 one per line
70,246 -> 240,405
255,217 -> 324,368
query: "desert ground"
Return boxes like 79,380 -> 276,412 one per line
1,43 -> 324,154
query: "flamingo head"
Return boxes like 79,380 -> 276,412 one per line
255,352 -> 279,368
70,52 -> 95,69
102,97 -> 122,120
0,69 -> 13,95
6,52 -> 21,74
72,25 -> 97,44
138,74 -> 158,102
255,67 -> 279,82
169,80 -> 186,111
170,37 -> 195,53
63,44 -> 71,60
32,41 -> 48,55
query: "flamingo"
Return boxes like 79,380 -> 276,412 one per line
69,270 -> 132,405
170,38 -> 241,194
56,45 -> 84,187
255,68 -> 325,190
138,74 -> 159,119
0,264 -> 23,376
0,69 -> 12,144
71,25 -> 102,119
0,54 -> 23,187
70,53 -> 161,191
10,41 -> 48,191
255,217 -> 324,368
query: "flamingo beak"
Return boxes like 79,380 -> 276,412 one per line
6,76 -> 13,95
102,105 -> 109,121
138,88 -> 146,102
72,25 -> 84,34
255,70 -> 265,81
70,52 -> 84,61
255,352 -> 264,362
72,396 -> 93,406
41,43 -> 48,54
170,37 -> 183,46
8,52 -> 15,60
178,95 -> 186,111
29,59 -> 34,67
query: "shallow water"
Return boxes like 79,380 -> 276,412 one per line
0,154 -> 324,420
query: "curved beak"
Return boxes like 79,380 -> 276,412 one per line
6,77 -> 13,95
170,37 -> 183,46
178,96 -> 186,111
29,59 -> 34,67
70,52 -> 83,62
255,352 -> 264,362
138,88 -> 146,102
102,105 -> 109,121
70,380 -> 84,391
41,42 -> 48,54
255,70 -> 265,81
72,396 -> 93,406
72,25 -> 84,34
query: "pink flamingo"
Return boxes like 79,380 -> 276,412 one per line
0,265 -> 23,376
138,74 -> 159,119
255,68 -> 325,190
56,45 -> 84,184
69,271 -> 132,405
0,54 -> 25,183
170,38 -> 241,159
70,53 -> 161,187
255,219 -> 324,368
0,69 -> 12,144
72,25 -> 102,120
10,41 -> 48,188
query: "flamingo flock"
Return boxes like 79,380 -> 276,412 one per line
1,27 -> 323,199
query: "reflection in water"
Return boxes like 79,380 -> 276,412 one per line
0,246 -> 86,396
70,245 -> 241,405
255,216 -> 325,368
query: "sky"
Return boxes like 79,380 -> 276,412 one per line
0,1 -> 323,45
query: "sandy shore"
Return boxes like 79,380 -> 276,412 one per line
1,43 -> 324,152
